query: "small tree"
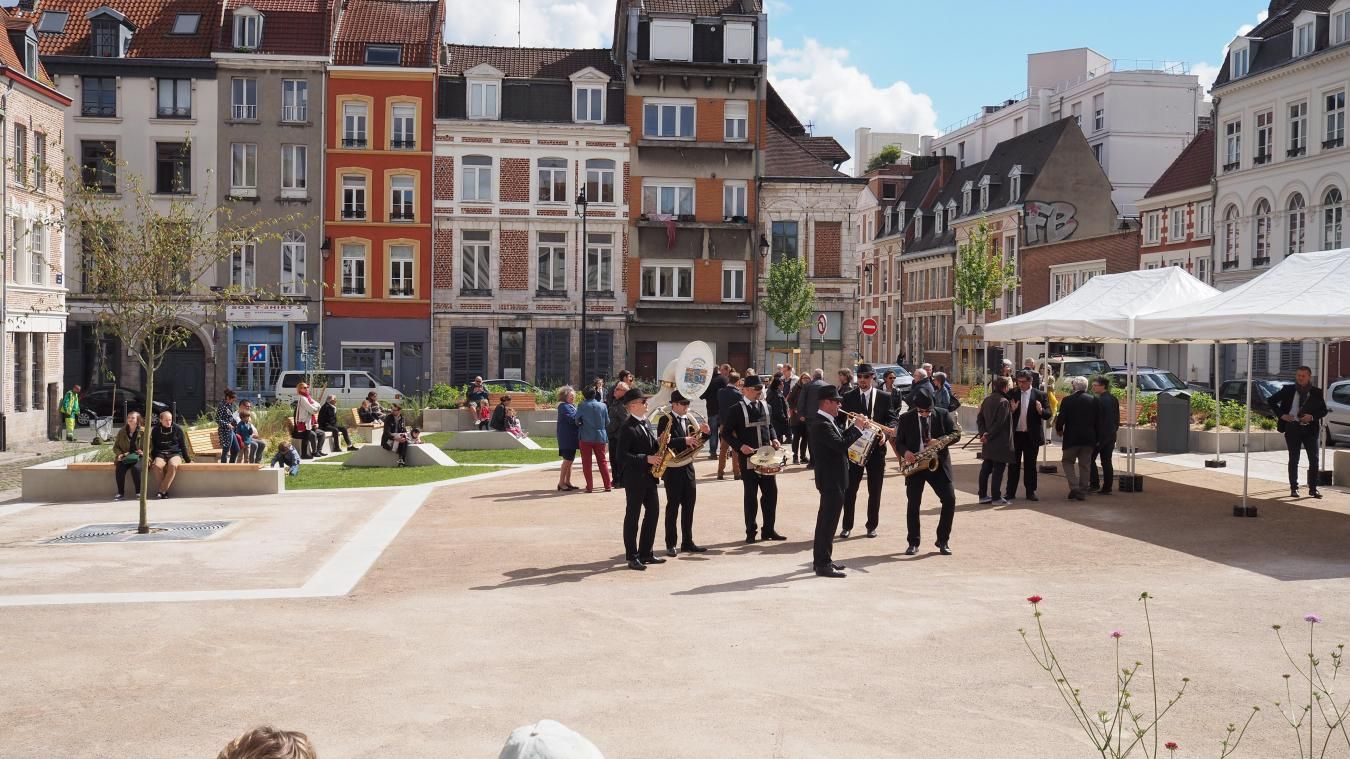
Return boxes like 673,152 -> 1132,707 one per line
865,143 -> 903,172
66,160 -> 293,533
763,255 -> 817,363
953,222 -> 1020,385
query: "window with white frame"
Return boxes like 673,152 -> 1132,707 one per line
1231,45 -> 1249,78
231,77 -> 256,120
1294,21 -> 1315,56
1336,8 -> 1350,45
1169,207 -> 1187,241
1197,201 -> 1213,237
1092,142 -> 1105,167
29,224 -> 44,285
389,175 -> 414,220
1288,193 -> 1306,255
1326,89 -> 1346,148
282,79 -> 307,122
723,181 -> 747,219
537,157 -> 567,203
574,85 -> 603,123
1222,205 -> 1240,264
1009,166 -> 1022,201
724,100 -> 748,141
468,79 -> 500,120
231,241 -> 256,290
461,155 -> 492,201
1195,256 -> 1209,284
388,245 -> 414,297
1325,187 -> 1344,249
537,232 -> 566,292
650,18 -> 692,61
280,230 -> 305,295
233,9 -> 261,49
722,261 -> 746,301
342,101 -> 367,147
584,159 -> 615,204
281,144 -> 306,196
1224,119 -> 1241,168
1144,211 -> 1161,244
586,232 -> 613,292
978,176 -> 991,211
391,104 -> 416,149
641,261 -> 693,300
341,174 -> 366,219
156,78 -> 191,118
961,181 -> 972,215
724,21 -> 753,63
642,180 -> 694,216
340,243 -> 366,296
1253,198 -> 1272,262
934,205 -> 944,235
13,126 -> 26,188
946,201 -> 956,229
1092,93 -> 1104,132
1050,260 -> 1106,302
230,142 -> 257,195
1255,110 -> 1273,161
644,99 -> 695,139
1289,100 -> 1308,155
1070,102 -> 1082,126
461,231 -> 491,291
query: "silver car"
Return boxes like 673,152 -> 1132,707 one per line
1328,379 -> 1350,447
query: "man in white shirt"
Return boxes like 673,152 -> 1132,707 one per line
1005,370 -> 1050,501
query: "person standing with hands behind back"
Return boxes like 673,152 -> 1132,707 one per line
1271,365 -> 1328,499
613,387 -> 664,571
1004,369 -> 1051,502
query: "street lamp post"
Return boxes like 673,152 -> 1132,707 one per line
576,191 -> 589,389
758,233 -> 770,367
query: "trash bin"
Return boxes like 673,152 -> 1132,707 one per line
93,416 -> 115,443
1155,390 -> 1191,454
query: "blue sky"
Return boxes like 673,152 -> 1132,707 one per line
445,0 -> 1270,154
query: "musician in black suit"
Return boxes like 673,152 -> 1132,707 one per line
839,364 -> 895,539
809,386 -> 866,578
795,370 -> 831,470
721,374 -> 785,543
894,392 -> 959,555
1271,365 -> 1328,499
658,391 -> 710,556
612,387 -> 667,571
1004,369 -> 1051,502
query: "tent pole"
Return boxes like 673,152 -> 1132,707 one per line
1206,342 -> 1225,468
1236,342 -> 1255,517
1040,337 -> 1052,471
1320,340 -> 1328,478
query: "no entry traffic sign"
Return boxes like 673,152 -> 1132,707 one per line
861,317 -> 878,336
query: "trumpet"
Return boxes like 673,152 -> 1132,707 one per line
844,411 -> 893,437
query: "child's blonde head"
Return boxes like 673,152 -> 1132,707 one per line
217,726 -> 316,759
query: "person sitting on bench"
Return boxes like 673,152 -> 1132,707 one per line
237,404 -> 266,464
318,395 -> 356,453
113,411 -> 145,501
382,404 -> 411,467
357,392 -> 385,425
149,410 -> 192,499
490,395 -> 512,432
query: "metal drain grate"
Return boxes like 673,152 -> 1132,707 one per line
44,521 -> 234,545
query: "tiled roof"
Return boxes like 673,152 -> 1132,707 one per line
763,123 -> 848,178
1213,0 -> 1332,88
441,44 -> 620,79
798,135 -> 850,165
333,0 -> 440,66
1144,130 -> 1214,198
32,0 -> 222,58
216,0 -> 330,56
643,0 -> 760,15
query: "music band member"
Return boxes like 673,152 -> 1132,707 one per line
895,392 -> 958,556
840,363 -> 895,539
721,374 -> 786,543
1271,365 -> 1327,499
809,386 -> 867,578
1005,369 -> 1051,502
660,391 -> 710,556
613,388 -> 666,571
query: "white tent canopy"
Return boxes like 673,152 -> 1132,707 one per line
983,267 -> 1219,343
1132,247 -> 1350,342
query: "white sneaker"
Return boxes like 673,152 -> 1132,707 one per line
997,498 -> 1011,505
978,496 -> 993,504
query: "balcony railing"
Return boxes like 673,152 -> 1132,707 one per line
390,139 -> 416,150
282,106 -> 308,122
156,106 -> 191,119
389,208 -> 415,221
1324,137 -> 1345,150
231,104 -> 257,120
1222,161 -> 1241,173
1254,152 -> 1271,165
1288,145 -> 1306,158
1252,255 -> 1271,267
82,105 -> 116,118
1221,259 -> 1239,270
341,205 -> 366,220
342,137 -> 367,149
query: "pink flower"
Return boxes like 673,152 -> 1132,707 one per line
1110,630 -> 1124,639
1165,741 -> 1178,751
1305,614 -> 1323,624
1027,595 -> 1043,605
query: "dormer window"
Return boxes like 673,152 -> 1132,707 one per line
1294,21 -> 1316,57
933,207 -> 942,235
1230,42 -> 1249,78
650,18 -> 692,61
946,200 -> 956,228
978,175 -> 992,211
915,210 -> 924,238
961,181 -> 973,215
724,21 -> 753,63
86,7 -> 135,58
233,8 -> 262,50
570,67 -> 610,124
1008,165 -> 1024,202
365,44 -> 401,65
23,32 -> 38,79
466,63 -> 503,121
1335,3 -> 1350,45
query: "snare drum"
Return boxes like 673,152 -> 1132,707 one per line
748,445 -> 787,475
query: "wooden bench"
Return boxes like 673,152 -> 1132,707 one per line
186,428 -> 223,459
23,460 -> 283,501
488,392 -> 538,411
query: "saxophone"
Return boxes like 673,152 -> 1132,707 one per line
651,415 -> 674,479
650,405 -> 707,478
899,431 -> 962,477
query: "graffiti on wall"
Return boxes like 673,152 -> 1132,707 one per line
1024,201 -> 1079,244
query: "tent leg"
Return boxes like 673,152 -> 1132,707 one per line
1038,338 -> 1056,474
1121,342 -> 1143,492
1205,341 -> 1226,468
1234,342 -> 1257,518
1318,340 -> 1331,486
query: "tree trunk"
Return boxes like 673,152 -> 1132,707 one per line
138,368 -> 154,534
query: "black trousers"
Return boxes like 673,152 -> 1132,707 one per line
813,488 -> 845,568
320,424 -> 352,452
739,454 -> 779,536
1005,432 -> 1040,497
294,430 -> 320,458
843,448 -> 886,532
797,423 -> 811,462
906,469 -> 956,547
663,470 -> 697,549
116,459 -> 142,496
624,477 -> 661,560
1286,430 -> 1319,488
791,423 -> 808,461
383,439 -> 409,460
1089,439 -> 1115,491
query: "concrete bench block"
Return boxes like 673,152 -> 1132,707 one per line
528,418 -> 558,438
22,461 -> 283,502
1334,450 -> 1350,487
443,431 -> 542,450
343,443 -> 456,468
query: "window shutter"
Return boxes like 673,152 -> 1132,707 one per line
450,328 -> 488,386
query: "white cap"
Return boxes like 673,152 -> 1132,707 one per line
498,720 -> 603,759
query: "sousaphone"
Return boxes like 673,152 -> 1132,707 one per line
648,341 -> 717,475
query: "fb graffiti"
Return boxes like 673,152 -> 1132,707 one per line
1024,201 -> 1079,244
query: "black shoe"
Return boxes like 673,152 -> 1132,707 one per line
839,529 -> 851,539
1097,489 -> 1112,495
1026,493 -> 1039,502
937,543 -> 952,556
348,445 -> 359,451
831,562 -> 846,571
717,473 -> 725,480
114,494 -> 124,501
665,547 -> 677,557
1291,487 -> 1300,498
866,530 -> 878,538
397,459 -> 406,467
156,492 -> 167,500
904,545 -> 918,556
1310,488 -> 1323,499
734,475 -> 742,481
745,534 -> 758,544
763,532 -> 787,541
681,544 -> 708,553
1003,494 -> 1015,502
806,463 -> 814,470
814,566 -> 846,578
639,554 -> 666,565
627,558 -> 647,571
792,456 -> 799,464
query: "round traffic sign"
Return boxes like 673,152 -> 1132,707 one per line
861,317 -> 878,336
816,313 -> 829,336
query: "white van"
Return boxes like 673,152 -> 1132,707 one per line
273,371 -> 402,407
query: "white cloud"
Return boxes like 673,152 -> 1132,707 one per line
443,0 -> 613,48
1195,9 -> 1270,101
768,37 -> 938,167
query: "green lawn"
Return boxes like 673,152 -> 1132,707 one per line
428,432 -> 562,465
284,463 -> 503,490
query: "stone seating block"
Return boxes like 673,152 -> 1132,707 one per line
443,431 -> 542,450
342,442 -> 457,468
23,461 -> 282,501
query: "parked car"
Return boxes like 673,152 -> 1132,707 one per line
1326,379 -> 1350,447
274,370 -> 402,406
1038,355 -> 1112,381
866,364 -> 914,394
1217,378 -> 1293,418
482,379 -> 543,394
77,386 -> 169,426
1106,367 -> 1197,394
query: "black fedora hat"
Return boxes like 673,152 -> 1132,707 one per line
817,385 -> 843,402
743,374 -> 763,388
670,390 -> 689,404
856,363 -> 876,377
620,387 -> 650,406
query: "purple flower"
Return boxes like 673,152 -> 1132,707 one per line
1110,630 -> 1124,639
1305,614 -> 1323,624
